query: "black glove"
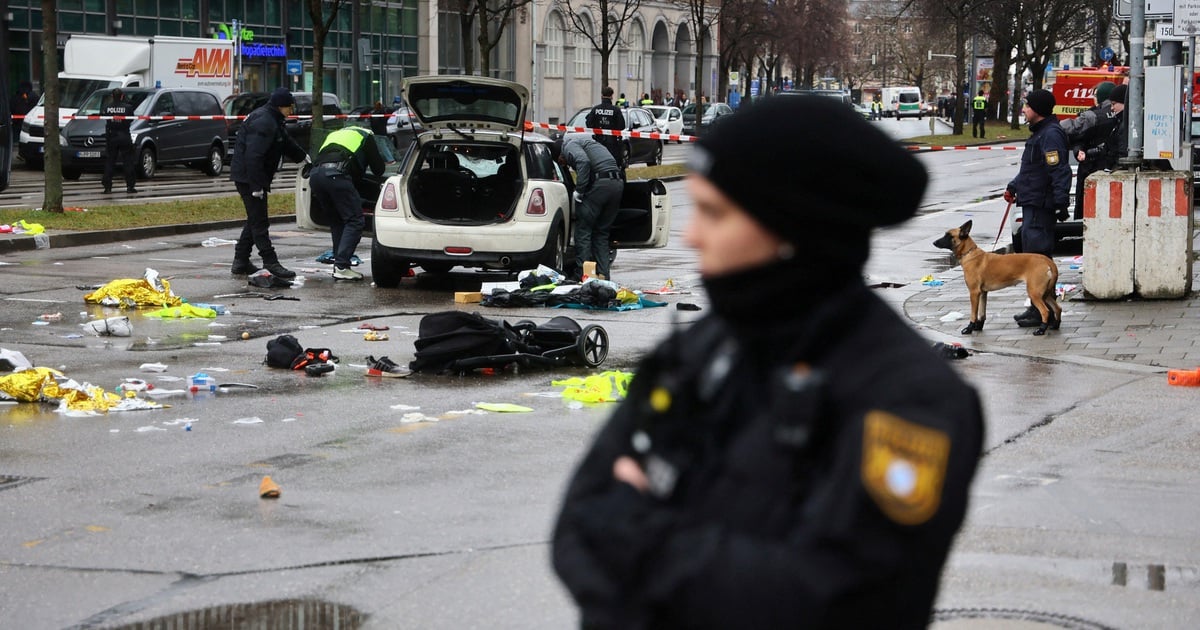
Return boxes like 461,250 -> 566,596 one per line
1056,206 -> 1070,221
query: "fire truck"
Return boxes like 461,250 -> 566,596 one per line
1049,66 -> 1129,119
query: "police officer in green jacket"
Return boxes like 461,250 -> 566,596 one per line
972,89 -> 987,138
309,126 -> 386,281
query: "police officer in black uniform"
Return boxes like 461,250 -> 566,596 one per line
309,125 -> 386,281
585,86 -> 626,170
553,95 -> 984,629
1005,88 -> 1071,325
101,88 -> 137,195
229,87 -> 310,278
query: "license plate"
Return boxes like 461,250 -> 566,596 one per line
76,150 -> 101,158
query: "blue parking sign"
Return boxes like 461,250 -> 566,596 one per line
286,60 -> 302,76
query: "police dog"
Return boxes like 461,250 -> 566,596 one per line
933,220 -> 1061,336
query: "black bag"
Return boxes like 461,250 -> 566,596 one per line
410,311 -> 520,373
265,334 -> 304,368
292,347 -> 338,370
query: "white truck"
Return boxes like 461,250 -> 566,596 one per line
18,34 -> 235,168
879,86 -> 923,119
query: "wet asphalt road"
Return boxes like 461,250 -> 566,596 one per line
2,118 -> 1198,629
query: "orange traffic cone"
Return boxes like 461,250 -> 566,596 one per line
259,475 -> 281,498
1167,368 -> 1200,387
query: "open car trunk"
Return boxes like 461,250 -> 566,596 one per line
407,141 -> 523,225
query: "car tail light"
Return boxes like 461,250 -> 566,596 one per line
444,247 -> 473,255
379,182 -> 398,211
526,188 -> 546,216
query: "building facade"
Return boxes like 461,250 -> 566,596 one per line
0,0 -> 716,123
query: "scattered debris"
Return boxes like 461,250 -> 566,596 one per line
1167,367 -> 1200,387
259,476 -> 281,498
475,402 -> 534,413
932,341 -> 970,360
939,311 -> 964,323
82,316 -> 132,337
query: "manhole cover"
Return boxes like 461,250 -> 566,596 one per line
105,599 -> 365,630
933,608 -> 1118,630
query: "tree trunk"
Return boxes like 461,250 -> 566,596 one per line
992,43 -> 1011,122
464,13 -> 478,75
952,19 -> 965,136
41,0 -> 62,213
477,17 -> 490,75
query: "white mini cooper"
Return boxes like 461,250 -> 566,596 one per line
296,76 -> 672,288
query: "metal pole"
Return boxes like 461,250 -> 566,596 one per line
1121,0 -> 1145,165
1188,37 -> 1196,144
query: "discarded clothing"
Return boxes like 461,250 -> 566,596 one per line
552,371 -> 634,403
145,304 -> 218,319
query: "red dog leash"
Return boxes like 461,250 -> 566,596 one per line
993,200 -> 1013,250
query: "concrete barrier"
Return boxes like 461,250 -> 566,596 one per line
1134,173 -> 1193,298
1083,171 -> 1137,299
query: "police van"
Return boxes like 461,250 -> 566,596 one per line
879,86 -> 923,119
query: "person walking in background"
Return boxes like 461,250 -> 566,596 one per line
368,100 -> 396,164
552,95 -> 984,628
309,126 -> 386,281
972,89 -> 988,138
552,136 -> 623,281
1006,88 -> 1071,327
11,81 -> 37,118
585,86 -> 627,170
101,88 -> 137,195
229,87 -> 310,278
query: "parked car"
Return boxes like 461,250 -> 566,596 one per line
347,104 -> 422,150
61,87 -> 227,180
681,102 -> 734,136
853,102 -> 873,120
295,76 -> 672,286
644,105 -> 684,142
558,105 -> 664,166
223,91 -> 343,156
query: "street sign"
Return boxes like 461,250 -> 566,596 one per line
1157,22 -> 1191,41
1113,0 -> 1174,19
1175,0 -> 1200,35
1100,47 -> 1115,61
286,60 -> 302,76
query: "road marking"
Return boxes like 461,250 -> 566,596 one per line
5,297 -> 67,303
147,258 -> 198,264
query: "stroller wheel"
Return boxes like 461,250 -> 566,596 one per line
577,325 -> 609,368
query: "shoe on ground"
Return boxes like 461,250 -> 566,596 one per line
126,187 -> 139,194
230,260 -> 261,275
333,266 -> 364,281
366,355 -> 410,378
265,263 -> 297,279
1013,306 -> 1039,322
102,187 -> 112,194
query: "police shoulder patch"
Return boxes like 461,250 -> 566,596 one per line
1045,150 -> 1060,166
860,410 -> 950,526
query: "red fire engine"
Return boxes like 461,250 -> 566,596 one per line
1049,66 -> 1129,119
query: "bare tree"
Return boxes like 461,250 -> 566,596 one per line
717,0 -> 769,101
975,0 -> 1021,126
1019,0 -> 1096,89
919,0 -> 988,135
453,0 -> 533,76
41,0 -> 62,213
556,0 -> 645,89
673,0 -> 721,130
308,0 -> 350,153
453,0 -> 482,75
779,0 -> 850,89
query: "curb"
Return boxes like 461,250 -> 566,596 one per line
0,215 -> 296,254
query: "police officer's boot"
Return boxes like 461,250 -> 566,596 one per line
264,262 -> 297,279
1014,305 -> 1041,327
230,259 -> 260,275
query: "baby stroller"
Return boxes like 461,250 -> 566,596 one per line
409,311 -> 609,374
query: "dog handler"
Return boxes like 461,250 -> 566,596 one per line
1005,88 -> 1071,325
552,96 -> 984,628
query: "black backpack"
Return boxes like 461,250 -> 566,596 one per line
265,335 -> 304,368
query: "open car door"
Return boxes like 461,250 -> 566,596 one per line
609,179 -> 671,249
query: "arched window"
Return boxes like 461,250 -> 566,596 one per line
626,21 -> 644,80
575,16 -> 593,78
545,12 -> 564,77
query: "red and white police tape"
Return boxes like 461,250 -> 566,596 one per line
9,112 -> 1027,152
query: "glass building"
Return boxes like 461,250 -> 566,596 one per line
0,0 -> 419,108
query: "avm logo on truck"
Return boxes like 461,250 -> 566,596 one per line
174,48 -> 232,78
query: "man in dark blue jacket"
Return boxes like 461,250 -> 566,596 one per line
229,87 -> 310,277
1005,88 -> 1071,325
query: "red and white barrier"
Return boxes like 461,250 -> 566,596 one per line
1134,173 -> 1193,298
1082,171 -> 1137,299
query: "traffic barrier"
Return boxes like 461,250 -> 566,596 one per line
1133,173 -> 1193,298
1082,170 -> 1137,299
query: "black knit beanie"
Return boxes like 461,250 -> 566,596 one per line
1025,89 -> 1055,117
